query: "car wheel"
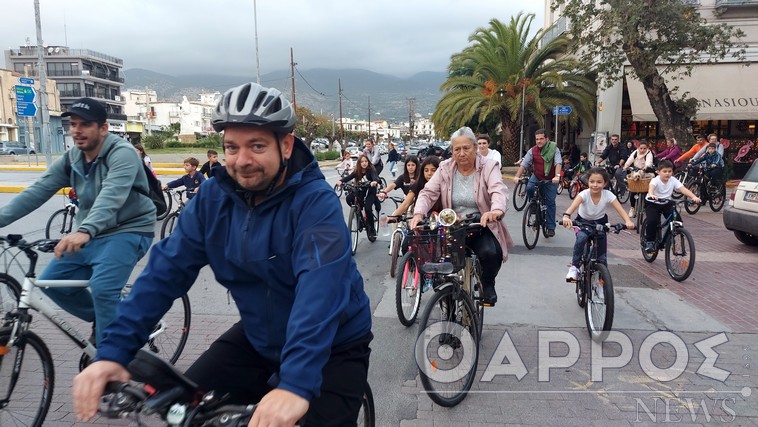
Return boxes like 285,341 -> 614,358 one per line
734,231 -> 758,246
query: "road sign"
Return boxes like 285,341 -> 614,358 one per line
552,105 -> 573,116
17,102 -> 38,117
18,77 -> 35,86
15,85 -> 38,117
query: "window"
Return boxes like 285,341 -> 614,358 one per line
56,82 -> 81,98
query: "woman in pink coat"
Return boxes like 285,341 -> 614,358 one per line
410,126 -> 514,305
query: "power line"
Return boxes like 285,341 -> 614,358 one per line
293,65 -> 329,97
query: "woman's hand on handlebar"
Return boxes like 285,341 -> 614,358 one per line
409,213 -> 424,229
370,181 -> 378,187
73,361 -> 131,422
480,209 -> 503,226
625,220 -> 635,230
336,180 -> 342,188
562,215 -> 573,228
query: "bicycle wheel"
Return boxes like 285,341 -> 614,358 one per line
665,227 -> 695,281
512,181 -> 527,211
556,180 -> 564,195
568,181 -> 579,199
640,218 -> 659,262
358,383 -> 376,427
636,202 -> 646,236
708,182 -> 726,212
522,202 -> 540,250
333,183 -> 343,198
160,211 -> 180,239
395,252 -> 421,326
614,179 -> 630,204
469,258 -> 485,340
157,189 -> 173,221
585,263 -> 614,342
416,285 -> 479,407
0,273 -> 21,323
672,172 -> 686,199
45,207 -> 75,239
684,183 -> 701,214
0,330 -> 55,427
348,207 -> 360,255
575,266 -> 587,308
389,231 -> 403,278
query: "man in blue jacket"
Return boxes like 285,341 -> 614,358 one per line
72,83 -> 373,426
0,98 -> 155,345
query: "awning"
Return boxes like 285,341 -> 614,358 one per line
625,63 -> 758,121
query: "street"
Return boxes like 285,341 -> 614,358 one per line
0,163 -> 756,426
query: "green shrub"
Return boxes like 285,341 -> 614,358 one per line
165,141 -> 185,148
196,134 -> 222,148
142,135 -> 165,150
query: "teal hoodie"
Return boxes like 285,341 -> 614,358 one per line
0,133 -> 156,237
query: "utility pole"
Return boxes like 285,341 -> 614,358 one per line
34,0 -> 52,165
338,79 -> 344,142
407,97 -> 415,140
145,86 -> 152,136
290,48 -> 296,110
367,96 -> 371,141
253,0 -> 260,84
519,77 -> 526,159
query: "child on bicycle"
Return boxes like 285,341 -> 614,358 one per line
562,167 -> 635,282
690,142 -> 724,186
643,159 -> 701,254
162,157 -> 205,199
335,149 -> 354,176
336,154 -> 381,239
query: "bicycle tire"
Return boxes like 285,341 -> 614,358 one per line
640,218 -> 659,262
333,183 -> 343,198
556,180 -> 564,195
469,257 -> 485,341
389,231 -> 403,278
416,285 -> 479,407
666,227 -> 695,282
0,330 -> 55,427
575,266 -> 587,308
45,207 -> 75,239
672,171 -> 686,199
348,206 -> 360,255
157,189 -> 173,221
585,263 -> 614,342
684,183 -> 701,214
395,252 -> 421,326
161,211 -> 180,239
708,182 -> 726,212
512,181 -> 527,211
568,181 -> 579,199
522,202 -> 540,250
359,383 -> 376,427
0,273 -> 21,323
615,179 -> 630,204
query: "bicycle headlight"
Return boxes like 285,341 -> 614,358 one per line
438,208 -> 457,227
428,212 -> 439,230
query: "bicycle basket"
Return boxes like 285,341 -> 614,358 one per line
626,176 -> 652,193
409,226 -> 468,272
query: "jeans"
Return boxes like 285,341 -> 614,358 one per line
389,161 -> 397,177
571,216 -> 608,267
40,232 -> 152,344
185,322 -> 372,426
526,176 -> 557,230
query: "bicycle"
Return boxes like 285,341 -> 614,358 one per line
599,164 -> 630,204
569,220 -> 627,342
557,171 -> 569,195
388,213 -> 410,279
157,188 -> 173,221
414,210 -> 485,407
567,174 -> 588,200
522,179 -> 552,249
626,169 -> 653,234
639,198 -> 696,281
512,173 -> 531,211
333,167 -> 352,198
161,189 -> 189,239
342,182 -> 380,254
0,234 -> 191,427
44,188 -> 78,239
99,348 -> 376,426
672,164 -> 692,200
683,164 -> 726,214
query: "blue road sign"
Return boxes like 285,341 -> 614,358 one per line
15,85 -> 38,117
19,77 -> 35,85
17,102 -> 38,117
552,105 -> 573,116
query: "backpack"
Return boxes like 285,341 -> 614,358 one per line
64,144 -> 168,218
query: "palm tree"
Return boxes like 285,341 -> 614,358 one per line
433,13 -> 597,164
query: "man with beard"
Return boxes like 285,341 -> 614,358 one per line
73,83 -> 372,427
0,97 -> 155,346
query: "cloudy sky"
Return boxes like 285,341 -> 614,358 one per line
2,0 -> 544,78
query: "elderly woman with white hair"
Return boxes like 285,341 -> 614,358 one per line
410,126 -> 513,305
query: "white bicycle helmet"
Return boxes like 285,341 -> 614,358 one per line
212,82 -> 296,133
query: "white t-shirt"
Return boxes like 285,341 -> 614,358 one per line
576,189 -> 617,220
650,176 -> 683,203
484,149 -> 501,166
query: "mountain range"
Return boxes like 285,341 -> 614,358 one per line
123,68 -> 448,122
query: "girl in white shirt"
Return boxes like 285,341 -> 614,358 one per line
561,168 -> 635,281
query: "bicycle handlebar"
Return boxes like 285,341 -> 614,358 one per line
0,234 -> 60,253
572,220 -> 627,234
645,197 -> 698,205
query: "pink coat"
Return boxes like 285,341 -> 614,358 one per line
413,155 -> 514,261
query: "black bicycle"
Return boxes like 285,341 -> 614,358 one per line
683,164 -> 726,214
570,220 -> 626,341
599,164 -> 630,204
522,179 -> 552,249
512,173 -> 530,211
342,182 -> 380,254
100,348 -> 376,426
333,167 -> 352,197
640,198 -> 696,281
45,188 -> 79,239
160,189 -> 189,239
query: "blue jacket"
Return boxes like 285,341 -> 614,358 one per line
166,171 -> 206,199
97,138 -> 372,401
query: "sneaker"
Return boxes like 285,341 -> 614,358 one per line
566,266 -> 579,282
645,241 -> 656,254
546,229 -> 555,238
628,207 -> 636,218
483,286 -> 497,306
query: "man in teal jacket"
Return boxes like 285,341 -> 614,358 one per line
73,84 -> 372,427
0,98 -> 155,344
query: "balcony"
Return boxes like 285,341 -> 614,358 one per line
8,47 -> 123,65
59,90 -> 82,98
108,113 -> 128,121
542,16 -> 569,46
714,0 -> 758,15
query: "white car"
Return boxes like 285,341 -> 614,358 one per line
347,147 -> 361,159
724,159 -> 758,245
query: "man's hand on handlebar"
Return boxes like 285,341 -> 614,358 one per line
54,231 -> 91,259
250,389 -> 309,427
73,361 -> 131,422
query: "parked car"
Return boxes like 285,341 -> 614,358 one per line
0,141 -> 35,155
724,159 -> 758,246
347,147 -> 361,159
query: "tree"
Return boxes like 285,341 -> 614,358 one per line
554,0 -> 746,146
433,13 -> 597,164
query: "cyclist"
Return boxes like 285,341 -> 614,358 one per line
337,154 -> 382,240
391,156 -> 441,217
643,159 -> 701,254
335,149 -> 354,176
691,142 -> 724,187
381,155 -> 420,196
674,134 -> 708,166
0,98 -> 155,345
363,139 -> 383,175
513,128 -> 563,237
72,83 -> 372,426
623,139 -> 655,218
596,134 -> 629,189
411,126 -> 513,306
